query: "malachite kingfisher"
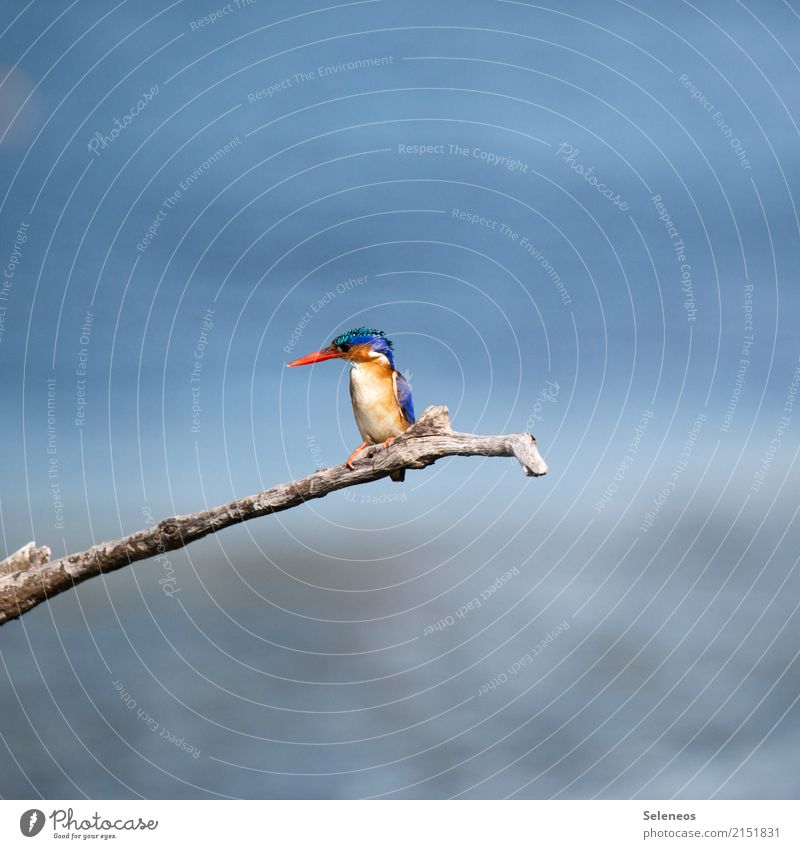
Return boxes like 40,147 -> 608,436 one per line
287,327 -> 415,482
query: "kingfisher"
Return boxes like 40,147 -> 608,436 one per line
287,327 -> 415,481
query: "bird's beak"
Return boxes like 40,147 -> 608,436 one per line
286,348 -> 342,367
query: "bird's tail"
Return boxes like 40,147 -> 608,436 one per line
390,469 -> 405,483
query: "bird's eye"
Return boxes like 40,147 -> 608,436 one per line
339,343 -> 350,352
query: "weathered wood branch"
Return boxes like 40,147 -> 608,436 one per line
0,541 -> 51,578
0,406 -> 547,625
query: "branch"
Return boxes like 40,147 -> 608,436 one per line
0,406 -> 547,625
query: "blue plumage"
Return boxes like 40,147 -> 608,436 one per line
332,327 -> 395,368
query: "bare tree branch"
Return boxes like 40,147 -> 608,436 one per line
0,542 -> 51,578
0,406 -> 547,625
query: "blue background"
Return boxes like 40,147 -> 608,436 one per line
0,0 -> 799,799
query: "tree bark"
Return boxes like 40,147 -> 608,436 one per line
0,406 -> 547,625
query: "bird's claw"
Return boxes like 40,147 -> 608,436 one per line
344,438 -> 396,470
345,441 -> 368,470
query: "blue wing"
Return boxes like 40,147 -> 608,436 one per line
393,370 -> 415,425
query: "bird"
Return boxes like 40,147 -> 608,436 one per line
287,327 -> 415,481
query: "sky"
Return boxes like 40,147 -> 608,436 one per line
0,0 -> 799,800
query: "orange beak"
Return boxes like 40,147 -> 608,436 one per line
287,348 -> 342,367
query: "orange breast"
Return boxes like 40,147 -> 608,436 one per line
349,361 -> 408,444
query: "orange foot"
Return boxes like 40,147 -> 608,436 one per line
345,441 -> 368,470
382,436 -> 395,449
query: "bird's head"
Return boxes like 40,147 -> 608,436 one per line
287,327 -> 395,368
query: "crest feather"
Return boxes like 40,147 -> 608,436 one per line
332,327 -> 393,349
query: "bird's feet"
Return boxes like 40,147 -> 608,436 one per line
345,438 -> 397,470
345,441 -> 368,470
